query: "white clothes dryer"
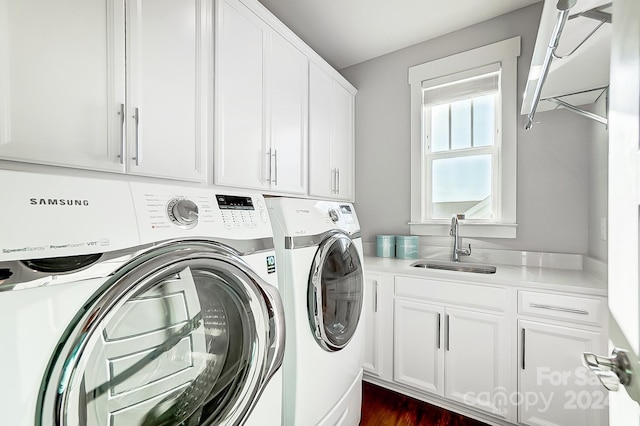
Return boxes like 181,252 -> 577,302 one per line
267,198 -> 365,426
0,170 -> 285,426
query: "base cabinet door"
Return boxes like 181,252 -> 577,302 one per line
518,320 -> 607,426
393,299 -> 444,395
444,308 -> 511,420
363,273 -> 382,377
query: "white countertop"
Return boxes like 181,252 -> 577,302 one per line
364,255 -> 607,297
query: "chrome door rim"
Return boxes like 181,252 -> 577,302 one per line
308,230 -> 363,352
36,239 -> 284,426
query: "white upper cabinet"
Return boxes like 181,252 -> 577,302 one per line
214,0 -> 267,190
309,62 -> 355,201
0,0 -> 123,172
126,0 -> 211,181
215,0 -> 307,194
0,0 -> 210,181
267,31 -> 308,194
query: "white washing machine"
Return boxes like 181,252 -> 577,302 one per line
0,170 -> 285,426
266,198 -> 365,426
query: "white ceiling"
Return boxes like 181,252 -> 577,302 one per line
257,0 -> 542,70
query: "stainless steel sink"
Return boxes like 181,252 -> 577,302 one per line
411,260 -> 497,274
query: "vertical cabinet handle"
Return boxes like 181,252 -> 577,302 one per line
445,314 -> 450,351
336,168 -> 340,195
133,107 -> 140,166
437,313 -> 441,349
373,280 -> 378,313
272,149 -> 278,185
522,328 -> 526,370
265,149 -> 272,183
118,103 -> 125,164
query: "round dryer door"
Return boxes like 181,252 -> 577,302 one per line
308,231 -> 364,352
38,241 -> 284,426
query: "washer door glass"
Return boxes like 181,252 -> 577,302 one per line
38,242 -> 283,426
308,232 -> 363,351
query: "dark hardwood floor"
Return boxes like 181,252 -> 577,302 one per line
360,382 -> 490,426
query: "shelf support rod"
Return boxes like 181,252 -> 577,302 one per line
545,97 -> 608,125
525,0 -> 577,130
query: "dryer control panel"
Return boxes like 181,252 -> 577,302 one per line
129,182 -> 273,244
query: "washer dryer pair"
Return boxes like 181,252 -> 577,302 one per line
267,198 -> 365,426
0,170 -> 284,426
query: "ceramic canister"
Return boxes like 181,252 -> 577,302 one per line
395,235 -> 419,259
376,235 -> 395,257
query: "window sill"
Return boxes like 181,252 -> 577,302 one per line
408,222 -> 517,239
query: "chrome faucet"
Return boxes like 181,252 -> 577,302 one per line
450,214 -> 471,262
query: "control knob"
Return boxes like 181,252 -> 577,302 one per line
167,198 -> 199,228
329,209 -> 339,223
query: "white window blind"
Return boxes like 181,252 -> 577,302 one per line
422,63 -> 501,107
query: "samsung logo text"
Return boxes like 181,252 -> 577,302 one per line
30,198 -> 90,206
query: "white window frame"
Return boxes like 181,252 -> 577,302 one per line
409,37 -> 520,238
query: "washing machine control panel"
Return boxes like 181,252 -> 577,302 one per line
167,198 -> 199,229
216,194 -> 266,229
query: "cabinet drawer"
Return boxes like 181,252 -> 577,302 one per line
518,291 -> 604,326
395,276 -> 507,312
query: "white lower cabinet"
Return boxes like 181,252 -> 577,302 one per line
518,321 -> 607,426
363,268 -> 608,426
363,273 -> 383,377
394,299 -> 444,394
445,308 -> 510,418
393,299 -> 510,420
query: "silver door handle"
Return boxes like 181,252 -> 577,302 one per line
132,107 -> 140,166
272,149 -> 278,185
436,313 -> 441,349
530,303 -> 589,315
118,103 -> 125,164
373,280 -> 378,313
582,348 -> 632,391
331,169 -> 337,193
265,149 -> 272,183
336,168 -> 340,194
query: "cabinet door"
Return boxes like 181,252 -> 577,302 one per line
0,0 -> 125,172
331,82 -> 354,200
126,0 -> 210,181
444,308 -> 511,420
363,273 -> 382,377
519,320 -> 607,426
267,32 -> 308,194
308,63 -> 355,200
308,63 -> 333,198
214,0 -> 268,190
393,299 -> 444,395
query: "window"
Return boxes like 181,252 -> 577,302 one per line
425,66 -> 500,220
409,37 -> 520,238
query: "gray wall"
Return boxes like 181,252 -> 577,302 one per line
341,2 -> 598,255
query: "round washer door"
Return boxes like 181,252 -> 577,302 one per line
308,231 -> 364,352
38,241 -> 284,426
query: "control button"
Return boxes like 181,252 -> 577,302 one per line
167,198 -> 199,229
256,199 -> 264,207
260,210 -> 268,223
